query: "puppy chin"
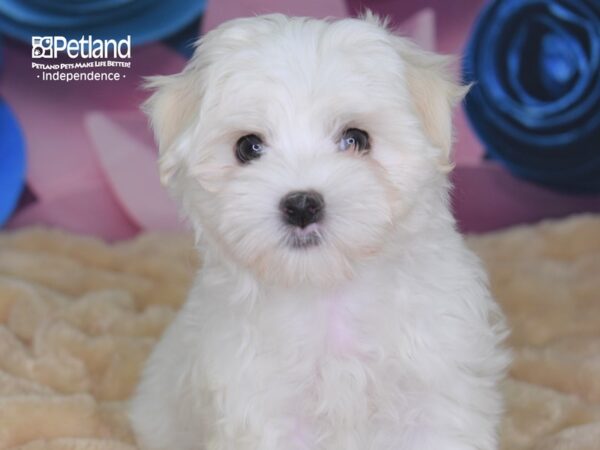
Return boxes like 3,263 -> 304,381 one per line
217,211 -> 390,288
247,239 -> 355,288
214,208 -> 391,288
258,250 -> 354,288
285,223 -> 322,249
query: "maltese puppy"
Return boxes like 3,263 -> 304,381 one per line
130,13 -> 510,450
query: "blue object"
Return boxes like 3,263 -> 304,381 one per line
0,0 -> 206,46
463,0 -> 600,193
164,15 -> 202,59
0,98 -> 26,226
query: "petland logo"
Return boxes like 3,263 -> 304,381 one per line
32,35 -> 131,59
31,35 -> 132,82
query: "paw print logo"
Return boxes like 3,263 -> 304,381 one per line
31,36 -> 54,58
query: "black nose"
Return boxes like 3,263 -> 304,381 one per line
280,190 -> 325,228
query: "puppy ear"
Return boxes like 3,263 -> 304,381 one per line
392,37 -> 469,167
142,72 -> 202,185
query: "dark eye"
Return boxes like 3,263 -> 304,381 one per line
339,128 -> 370,153
235,134 -> 264,164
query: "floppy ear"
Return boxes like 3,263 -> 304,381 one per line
393,37 -> 469,166
142,71 -> 202,186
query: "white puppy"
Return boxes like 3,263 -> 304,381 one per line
130,13 -> 510,450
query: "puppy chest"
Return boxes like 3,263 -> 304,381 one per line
198,289 -> 441,446
323,291 -> 359,355
256,292 -> 398,410
259,289 -> 390,359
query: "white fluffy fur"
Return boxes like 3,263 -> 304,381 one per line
129,14 -> 510,450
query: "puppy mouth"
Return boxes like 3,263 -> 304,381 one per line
285,223 -> 322,249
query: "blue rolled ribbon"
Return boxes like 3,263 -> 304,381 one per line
0,97 -> 26,227
463,0 -> 600,193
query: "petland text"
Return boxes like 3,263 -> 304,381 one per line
31,35 -> 132,82
32,36 -> 131,59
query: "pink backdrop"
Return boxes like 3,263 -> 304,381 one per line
2,0 -> 598,240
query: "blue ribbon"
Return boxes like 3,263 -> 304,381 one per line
463,0 -> 600,193
0,97 -> 26,227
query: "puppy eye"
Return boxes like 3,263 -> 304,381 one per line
235,134 -> 264,164
339,128 -> 370,153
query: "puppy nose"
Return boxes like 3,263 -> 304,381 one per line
280,190 -> 325,228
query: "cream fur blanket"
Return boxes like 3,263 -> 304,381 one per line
1,215 -> 599,450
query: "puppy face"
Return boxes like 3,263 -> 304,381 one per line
146,14 -> 464,286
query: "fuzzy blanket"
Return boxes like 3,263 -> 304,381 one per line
0,215 -> 599,450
